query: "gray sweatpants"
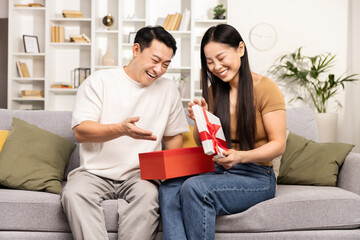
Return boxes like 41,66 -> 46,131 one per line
61,171 -> 160,240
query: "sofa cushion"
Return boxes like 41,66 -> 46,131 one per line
286,107 -> 318,141
0,118 -> 76,194
0,188 -> 118,232
278,131 -> 354,186
0,109 -> 80,180
215,185 -> 360,232
182,125 -> 197,148
2,185 -> 359,234
0,189 -> 70,232
0,130 -> 9,152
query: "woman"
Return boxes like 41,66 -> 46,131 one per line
159,24 -> 286,240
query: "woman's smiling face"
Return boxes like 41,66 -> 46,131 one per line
204,41 -> 244,84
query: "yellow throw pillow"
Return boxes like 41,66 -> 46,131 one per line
182,125 -> 197,148
0,130 -> 9,152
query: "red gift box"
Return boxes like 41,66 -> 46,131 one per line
139,147 -> 215,180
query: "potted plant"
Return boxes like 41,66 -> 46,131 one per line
213,4 -> 226,19
269,47 -> 358,141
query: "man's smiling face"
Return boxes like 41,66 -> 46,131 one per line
132,39 -> 173,86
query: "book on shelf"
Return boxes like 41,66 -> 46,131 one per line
81,33 -> 91,43
62,10 -> 84,18
28,3 -> 44,7
51,83 -> 74,89
174,13 -> 182,30
16,61 -> 30,78
21,90 -> 44,98
14,3 -> 44,7
14,4 -> 29,7
73,68 -> 91,88
21,63 -> 31,78
163,14 -> 174,30
51,26 -> 55,42
70,34 -> 90,43
163,13 -> 184,31
178,9 -> 191,31
16,61 -> 23,78
51,26 -> 65,42
168,14 -> 177,30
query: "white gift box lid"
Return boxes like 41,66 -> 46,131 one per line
192,105 -> 227,158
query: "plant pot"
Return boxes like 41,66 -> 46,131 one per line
214,14 -> 225,20
314,113 -> 338,142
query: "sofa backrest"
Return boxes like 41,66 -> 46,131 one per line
286,107 -> 318,141
0,106 -> 318,181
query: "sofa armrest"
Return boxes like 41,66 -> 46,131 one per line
337,152 -> 360,195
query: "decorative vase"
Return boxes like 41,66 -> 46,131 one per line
102,45 -> 115,66
315,113 -> 338,142
178,80 -> 186,98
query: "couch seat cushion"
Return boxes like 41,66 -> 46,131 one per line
215,185 -> 360,232
0,188 -> 118,232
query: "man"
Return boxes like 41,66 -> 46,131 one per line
61,26 -> 189,240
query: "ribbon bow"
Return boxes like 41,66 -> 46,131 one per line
199,108 -> 228,156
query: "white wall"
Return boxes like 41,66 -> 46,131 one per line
229,0 -> 352,143
342,0 -> 360,152
229,0 -> 348,102
0,0 -> 8,18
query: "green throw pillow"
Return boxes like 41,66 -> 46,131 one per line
0,117 -> 76,194
278,131 -> 354,186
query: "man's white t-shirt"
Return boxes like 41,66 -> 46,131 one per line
69,67 -> 189,181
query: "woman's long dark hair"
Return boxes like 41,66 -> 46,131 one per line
200,24 -> 255,150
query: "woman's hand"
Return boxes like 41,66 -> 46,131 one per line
187,98 -> 208,121
187,98 -> 208,146
215,149 -> 246,169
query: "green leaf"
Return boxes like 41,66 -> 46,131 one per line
268,47 -> 359,113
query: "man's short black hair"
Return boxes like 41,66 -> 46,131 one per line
134,26 -> 177,56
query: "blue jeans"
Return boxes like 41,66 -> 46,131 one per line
159,163 -> 276,240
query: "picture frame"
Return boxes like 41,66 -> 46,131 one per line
23,35 -> 40,53
128,32 -> 137,44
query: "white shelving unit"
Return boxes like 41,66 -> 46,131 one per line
45,0 -> 92,110
8,0 -> 46,110
8,0 -> 229,110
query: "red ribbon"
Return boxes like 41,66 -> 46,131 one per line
199,108 -> 228,155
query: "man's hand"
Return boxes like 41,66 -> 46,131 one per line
74,117 -> 156,143
120,116 -> 157,141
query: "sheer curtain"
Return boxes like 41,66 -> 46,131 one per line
341,0 -> 360,153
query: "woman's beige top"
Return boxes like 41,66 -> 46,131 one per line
230,76 -> 285,166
